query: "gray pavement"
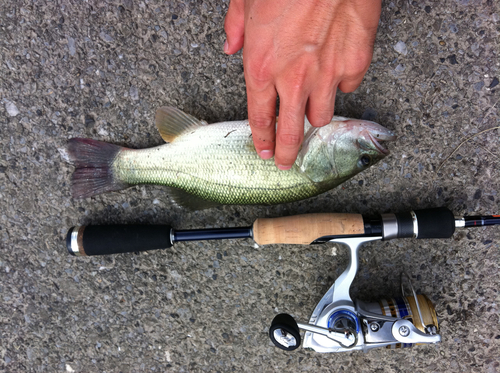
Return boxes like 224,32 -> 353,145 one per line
1,0 -> 499,372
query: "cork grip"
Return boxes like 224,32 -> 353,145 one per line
252,213 -> 365,245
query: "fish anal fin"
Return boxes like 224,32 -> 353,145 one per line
155,107 -> 207,143
166,187 -> 221,210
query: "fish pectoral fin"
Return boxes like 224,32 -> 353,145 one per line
166,187 -> 221,210
155,107 -> 207,143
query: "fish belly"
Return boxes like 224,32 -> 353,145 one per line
114,122 -> 323,204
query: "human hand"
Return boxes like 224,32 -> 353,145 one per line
224,0 -> 382,170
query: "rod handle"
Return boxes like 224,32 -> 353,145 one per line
66,225 -> 173,256
414,207 -> 455,238
383,207 -> 456,240
252,213 -> 365,245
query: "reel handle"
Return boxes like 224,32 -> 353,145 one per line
269,314 -> 302,351
66,225 -> 173,256
252,213 -> 365,245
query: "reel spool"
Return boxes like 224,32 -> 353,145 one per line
358,294 -> 440,350
269,236 -> 441,353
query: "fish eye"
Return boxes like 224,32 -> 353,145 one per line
359,155 -> 371,167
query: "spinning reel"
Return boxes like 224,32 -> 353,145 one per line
269,236 -> 441,352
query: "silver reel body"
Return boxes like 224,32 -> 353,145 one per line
270,236 -> 441,353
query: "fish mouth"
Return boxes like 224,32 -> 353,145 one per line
366,129 -> 397,155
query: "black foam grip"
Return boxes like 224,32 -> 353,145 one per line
69,225 -> 173,256
414,207 -> 455,239
395,212 -> 414,238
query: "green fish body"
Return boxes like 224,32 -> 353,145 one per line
69,107 -> 395,207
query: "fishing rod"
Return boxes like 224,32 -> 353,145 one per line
66,207 -> 499,257
65,207 -> 499,353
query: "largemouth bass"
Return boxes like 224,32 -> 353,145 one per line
68,107 -> 395,207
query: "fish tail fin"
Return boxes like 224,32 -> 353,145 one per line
68,138 -> 129,198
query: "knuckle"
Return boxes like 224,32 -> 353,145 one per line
345,50 -> 372,77
278,132 -> 303,147
321,61 -> 338,79
308,110 -> 333,127
338,82 -> 357,93
250,116 -> 274,130
338,77 -> 361,93
281,67 -> 308,93
288,73 -> 307,90
245,58 -> 273,84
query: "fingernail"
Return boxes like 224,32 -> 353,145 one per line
223,40 -> 229,54
277,164 -> 292,171
259,150 -> 273,160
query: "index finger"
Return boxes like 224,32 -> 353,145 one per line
244,60 -> 279,159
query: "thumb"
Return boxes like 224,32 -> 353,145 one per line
224,0 -> 245,54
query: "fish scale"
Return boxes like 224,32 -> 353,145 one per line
116,122 -> 318,205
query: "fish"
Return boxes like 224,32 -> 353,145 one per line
68,107 -> 396,207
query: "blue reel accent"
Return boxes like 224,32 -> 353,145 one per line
394,297 -> 410,318
327,310 -> 361,334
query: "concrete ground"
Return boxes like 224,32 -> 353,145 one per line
1,0 -> 499,372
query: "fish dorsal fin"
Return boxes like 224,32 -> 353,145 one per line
166,187 -> 221,210
155,107 -> 207,143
